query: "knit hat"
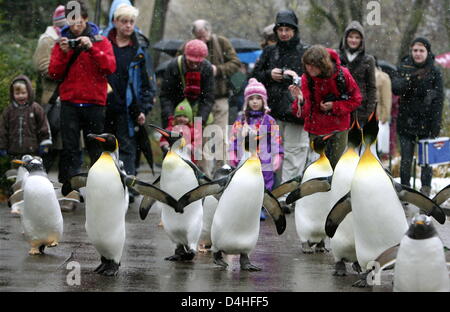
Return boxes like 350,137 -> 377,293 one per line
53,5 -> 67,28
243,78 -> 269,112
273,10 -> 298,32
184,39 -> 208,62
410,37 -> 431,53
174,99 -> 193,123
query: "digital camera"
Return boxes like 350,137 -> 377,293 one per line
68,39 -> 80,49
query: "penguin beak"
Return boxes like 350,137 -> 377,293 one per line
94,137 -> 106,143
11,160 -> 25,165
148,124 -> 171,138
415,221 -> 425,225
87,134 -> 106,142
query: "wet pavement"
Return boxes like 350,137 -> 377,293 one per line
1,166 -> 449,293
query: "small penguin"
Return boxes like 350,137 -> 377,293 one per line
177,133 -> 286,271
62,133 -> 178,276
17,157 -> 63,255
294,135 -> 333,253
377,215 -> 450,292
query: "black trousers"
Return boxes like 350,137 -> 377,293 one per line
60,103 -> 105,183
399,134 -> 432,187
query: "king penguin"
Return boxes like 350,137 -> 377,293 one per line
177,133 -> 286,271
18,157 -> 63,255
294,135 -> 333,253
329,122 -> 362,276
393,214 -> 450,292
147,125 -> 206,262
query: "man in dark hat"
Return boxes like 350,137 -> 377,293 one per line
252,9 -> 311,213
392,37 -> 444,196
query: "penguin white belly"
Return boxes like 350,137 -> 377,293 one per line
394,236 -> 450,292
352,164 -> 408,270
22,175 -> 63,246
161,154 -> 202,250
200,195 -> 218,246
329,154 -> 359,262
211,168 -> 264,255
85,158 -> 126,263
295,161 -> 333,244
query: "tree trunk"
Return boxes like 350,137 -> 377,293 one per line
148,0 -> 170,67
397,0 -> 430,62
349,0 -> 364,24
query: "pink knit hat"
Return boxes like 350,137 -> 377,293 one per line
243,78 -> 270,112
185,39 -> 208,62
53,5 -> 67,29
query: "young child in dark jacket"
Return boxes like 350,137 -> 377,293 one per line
0,75 -> 52,158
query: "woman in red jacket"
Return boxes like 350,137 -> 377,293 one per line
289,45 -> 362,168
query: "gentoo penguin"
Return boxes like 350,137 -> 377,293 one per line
9,155 -> 34,215
394,215 -> 449,291
62,133 -> 178,275
16,157 -> 63,255
328,122 -> 362,276
177,134 -> 286,271
142,125 -> 206,262
325,115 -> 445,287
294,135 -> 333,253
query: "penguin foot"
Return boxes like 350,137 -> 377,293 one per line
301,242 -> 314,254
198,243 -> 212,253
315,240 -> 329,253
29,247 -> 43,255
47,242 -> 58,248
38,245 -> 46,254
101,262 -> 120,277
164,254 -> 183,261
352,262 -> 362,274
240,254 -> 261,271
94,256 -> 108,273
213,251 -> 228,268
181,249 -> 196,261
333,260 -> 347,276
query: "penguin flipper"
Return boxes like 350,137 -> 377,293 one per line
62,173 -> 88,196
181,158 -> 212,184
139,196 -> 156,220
286,176 -> 332,205
263,190 -> 286,235
374,244 -> 400,271
5,169 -> 18,181
271,176 -> 302,199
396,184 -> 446,224
9,189 -> 23,206
433,184 -> 450,206
325,192 -> 352,238
125,176 -> 180,213
178,177 -> 229,211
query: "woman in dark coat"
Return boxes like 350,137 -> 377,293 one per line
392,37 -> 444,196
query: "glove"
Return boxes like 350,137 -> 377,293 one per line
39,144 -> 51,156
0,149 -> 7,157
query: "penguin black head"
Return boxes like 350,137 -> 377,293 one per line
24,158 -> 45,173
347,120 -> 362,149
11,154 -> 34,169
406,214 -> 438,240
362,113 -> 378,146
87,133 -> 118,152
311,133 -> 334,154
149,124 -> 184,148
213,164 -> 233,180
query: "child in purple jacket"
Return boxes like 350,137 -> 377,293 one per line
229,78 -> 284,193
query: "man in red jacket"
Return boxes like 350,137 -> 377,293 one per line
289,45 -> 361,168
49,0 -> 116,183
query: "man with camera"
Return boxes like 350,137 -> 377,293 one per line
48,0 -> 116,183
252,9 -> 310,212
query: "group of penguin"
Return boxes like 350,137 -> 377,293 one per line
7,116 -> 450,291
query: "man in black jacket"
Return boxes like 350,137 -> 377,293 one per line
252,9 -> 310,211
392,37 -> 444,196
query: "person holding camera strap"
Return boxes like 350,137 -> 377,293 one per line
289,45 -> 362,169
49,0 -> 116,184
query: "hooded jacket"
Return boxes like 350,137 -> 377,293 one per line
0,75 -> 52,155
252,10 -> 309,124
339,21 -> 376,125
292,49 -> 362,135
392,44 -> 443,138
48,22 -> 116,106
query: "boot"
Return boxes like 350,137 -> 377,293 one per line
420,185 -> 431,197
